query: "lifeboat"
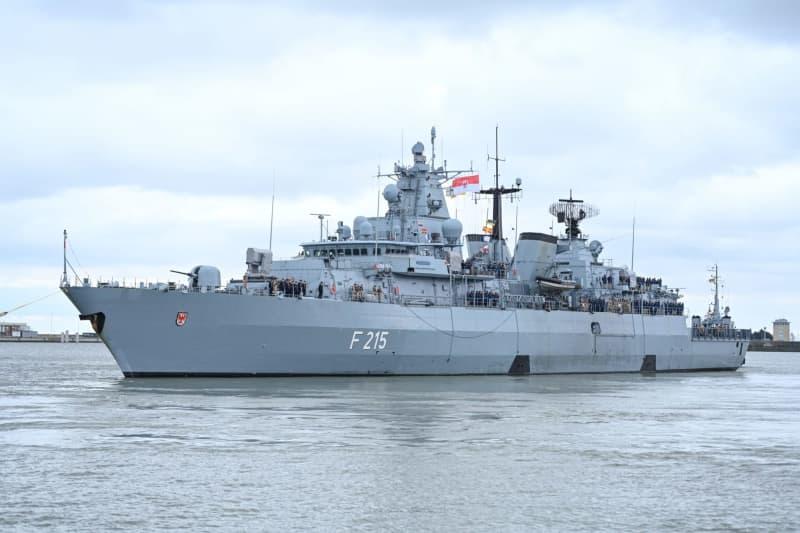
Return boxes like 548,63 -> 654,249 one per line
536,276 -> 578,291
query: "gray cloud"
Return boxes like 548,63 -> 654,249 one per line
2,0 -> 797,197
1,0 -> 798,333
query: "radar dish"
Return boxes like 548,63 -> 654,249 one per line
548,191 -> 598,238
548,201 -> 599,222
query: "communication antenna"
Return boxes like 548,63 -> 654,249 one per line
400,128 -> 404,165
630,216 -> 636,272
489,125 -> 503,189
310,213 -> 331,242
430,126 -> 437,171
376,165 -> 381,217
708,264 -> 721,319
62,229 -> 68,286
269,172 -> 276,250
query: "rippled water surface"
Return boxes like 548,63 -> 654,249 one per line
1,343 -> 799,531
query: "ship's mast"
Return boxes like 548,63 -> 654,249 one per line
630,217 -> 636,272
430,126 -> 436,171
62,229 -> 68,287
269,175 -> 276,250
478,126 -> 520,263
710,264 -> 720,319
310,213 -> 330,242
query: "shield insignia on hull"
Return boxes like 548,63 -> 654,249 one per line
176,311 -> 188,327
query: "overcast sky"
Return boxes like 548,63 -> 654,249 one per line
1,0 -> 798,335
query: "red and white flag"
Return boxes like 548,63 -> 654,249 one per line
451,174 -> 480,195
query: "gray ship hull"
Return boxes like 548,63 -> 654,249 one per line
63,286 -> 747,376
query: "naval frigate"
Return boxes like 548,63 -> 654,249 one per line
61,127 -> 750,377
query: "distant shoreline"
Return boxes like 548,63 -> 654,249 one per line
0,335 -> 102,343
748,341 -> 800,352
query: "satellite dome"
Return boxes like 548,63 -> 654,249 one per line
352,216 -> 367,239
359,220 -> 374,239
441,218 -> 463,244
412,142 -> 425,155
383,184 -> 400,204
589,240 -> 603,257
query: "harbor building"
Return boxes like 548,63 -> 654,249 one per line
773,318 -> 791,342
0,322 -> 38,338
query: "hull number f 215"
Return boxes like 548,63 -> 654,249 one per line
349,330 -> 389,350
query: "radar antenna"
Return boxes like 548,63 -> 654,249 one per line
548,190 -> 598,239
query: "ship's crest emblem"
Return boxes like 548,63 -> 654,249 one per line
176,311 -> 188,327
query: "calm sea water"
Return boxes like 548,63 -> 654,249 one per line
1,343 -> 799,532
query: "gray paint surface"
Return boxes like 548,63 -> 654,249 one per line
63,286 -> 745,376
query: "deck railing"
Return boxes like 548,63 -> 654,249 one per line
691,327 -> 751,341
83,278 -> 708,321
